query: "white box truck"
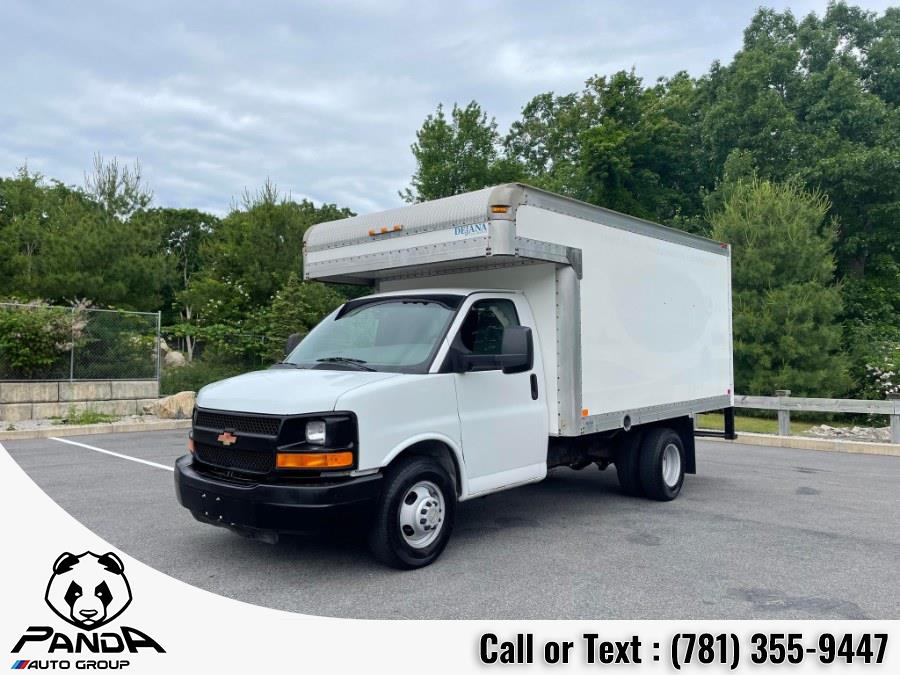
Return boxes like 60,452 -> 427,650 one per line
175,183 -> 735,569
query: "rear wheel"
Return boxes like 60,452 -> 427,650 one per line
638,428 -> 685,501
615,430 -> 644,496
368,456 -> 456,569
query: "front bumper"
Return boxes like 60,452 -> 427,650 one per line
174,455 -> 382,538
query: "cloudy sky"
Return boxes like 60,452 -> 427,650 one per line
2,0 -> 894,215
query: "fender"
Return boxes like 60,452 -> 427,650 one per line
380,433 -> 470,499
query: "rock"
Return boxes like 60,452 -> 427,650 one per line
152,391 -> 196,419
164,350 -> 187,368
803,424 -> 890,442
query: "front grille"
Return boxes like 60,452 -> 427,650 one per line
195,410 -> 281,436
195,444 -> 273,475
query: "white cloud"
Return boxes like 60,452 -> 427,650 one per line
1,0 -> 896,215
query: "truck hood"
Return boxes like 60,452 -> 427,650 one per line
196,368 -> 400,415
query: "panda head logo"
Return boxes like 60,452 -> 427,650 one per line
44,552 -> 132,631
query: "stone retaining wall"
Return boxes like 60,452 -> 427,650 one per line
0,380 -> 159,421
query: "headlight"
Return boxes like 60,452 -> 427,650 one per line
305,420 -> 327,445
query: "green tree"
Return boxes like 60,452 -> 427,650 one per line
84,153 -> 153,219
196,179 -> 352,314
504,71 -> 710,227
403,102 -> 521,202
167,180 -> 353,361
165,276 -> 347,367
153,208 -> 219,296
698,3 -> 900,334
578,71 -> 707,223
697,9 -> 805,181
132,207 -> 220,359
0,166 -> 168,310
0,166 -> 53,291
504,90 -> 593,196
501,3 -> 899,394
248,273 -> 346,360
711,178 -> 850,396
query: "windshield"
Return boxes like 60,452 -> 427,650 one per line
284,295 -> 461,373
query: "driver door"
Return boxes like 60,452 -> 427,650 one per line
449,296 -> 548,496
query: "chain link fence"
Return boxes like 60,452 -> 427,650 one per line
0,302 -> 160,381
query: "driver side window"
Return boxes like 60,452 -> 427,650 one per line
458,299 -> 520,355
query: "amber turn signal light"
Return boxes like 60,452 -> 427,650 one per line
276,451 -> 353,469
187,437 -> 196,453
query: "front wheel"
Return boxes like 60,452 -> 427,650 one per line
638,428 -> 685,501
367,456 -> 456,569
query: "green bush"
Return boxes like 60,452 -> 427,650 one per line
51,406 -> 120,425
0,302 -> 74,378
846,322 -> 900,400
160,359 -> 252,395
163,323 -> 277,366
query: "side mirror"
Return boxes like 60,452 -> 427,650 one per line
446,326 -> 533,374
499,325 -> 533,374
284,332 -> 303,357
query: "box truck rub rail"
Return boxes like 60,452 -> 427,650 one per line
174,183 -> 735,569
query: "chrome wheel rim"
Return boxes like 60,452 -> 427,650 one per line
398,480 -> 445,549
661,442 -> 681,487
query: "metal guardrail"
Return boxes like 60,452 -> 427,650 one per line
734,390 -> 900,444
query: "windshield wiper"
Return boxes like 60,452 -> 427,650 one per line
316,357 -> 375,371
270,362 -> 303,369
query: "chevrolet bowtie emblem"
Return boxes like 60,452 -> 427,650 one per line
217,431 -> 237,446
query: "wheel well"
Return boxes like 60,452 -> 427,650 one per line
388,440 -> 462,495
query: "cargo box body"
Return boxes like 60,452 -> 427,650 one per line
304,184 -> 734,438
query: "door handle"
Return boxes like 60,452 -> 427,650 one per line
530,373 -> 539,400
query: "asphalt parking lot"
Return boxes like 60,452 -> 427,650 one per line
4,429 -> 899,619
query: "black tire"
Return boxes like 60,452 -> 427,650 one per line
367,456 -> 456,569
638,428 -> 685,501
615,430 -> 644,496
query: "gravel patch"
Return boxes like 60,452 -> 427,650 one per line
803,424 -> 892,443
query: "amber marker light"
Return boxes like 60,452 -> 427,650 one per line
276,452 -> 353,469
369,224 -> 403,236
491,205 -> 509,214
187,437 -> 196,453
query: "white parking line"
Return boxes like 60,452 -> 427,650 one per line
49,436 -> 174,472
